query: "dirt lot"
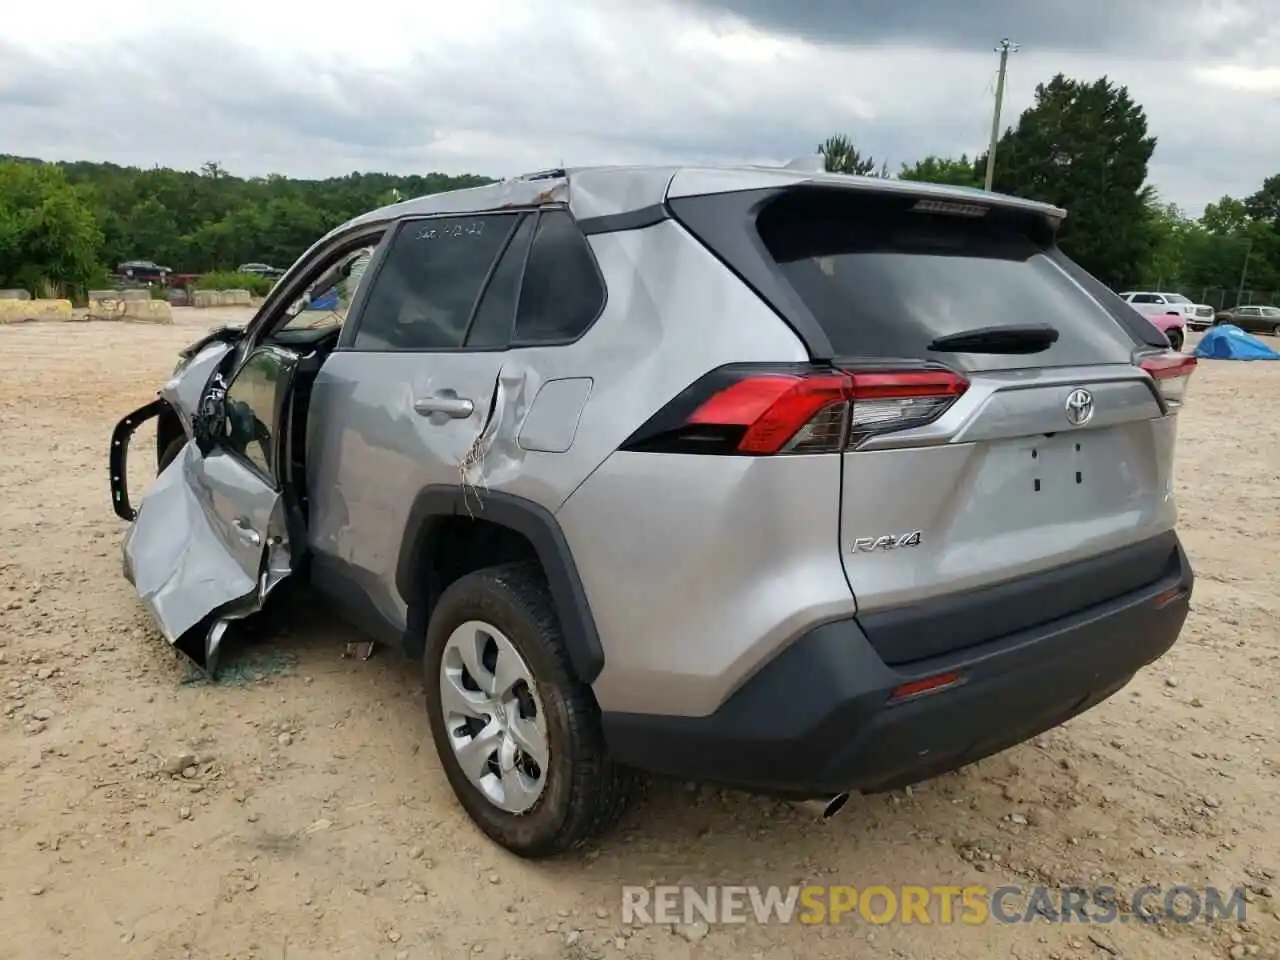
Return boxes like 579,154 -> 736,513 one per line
1,309 -> 1277,960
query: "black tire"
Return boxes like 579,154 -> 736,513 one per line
158,435 -> 187,473
422,562 -> 639,858
1167,329 -> 1184,352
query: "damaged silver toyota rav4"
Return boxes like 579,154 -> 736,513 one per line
109,164 -> 1196,858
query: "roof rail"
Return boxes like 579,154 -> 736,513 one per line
513,168 -> 566,182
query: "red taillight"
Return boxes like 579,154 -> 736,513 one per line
1140,351 -> 1196,407
623,365 -> 969,456
687,373 -> 851,454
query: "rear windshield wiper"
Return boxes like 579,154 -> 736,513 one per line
927,323 -> 1059,354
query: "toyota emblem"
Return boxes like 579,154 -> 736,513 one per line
1064,388 -> 1094,426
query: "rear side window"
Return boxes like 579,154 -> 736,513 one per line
512,210 -> 605,344
353,214 -> 517,351
754,189 -> 1143,370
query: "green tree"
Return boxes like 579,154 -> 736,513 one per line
1192,193 -> 1280,298
818,134 -> 885,177
899,155 -> 982,188
1244,174 -> 1280,229
1200,196 -> 1251,236
982,74 -> 1157,289
1142,197 -> 1193,286
0,159 -> 102,294
1242,177 -> 1280,294
119,197 -> 181,266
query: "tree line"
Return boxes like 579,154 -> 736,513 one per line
2,70 -> 1277,307
0,159 -> 490,295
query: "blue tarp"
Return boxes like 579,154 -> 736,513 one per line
1193,324 -> 1280,360
307,288 -> 339,311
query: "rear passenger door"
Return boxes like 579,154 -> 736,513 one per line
306,206 -> 608,636
342,211 -> 525,475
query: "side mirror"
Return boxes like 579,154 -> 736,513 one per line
193,374 -> 230,453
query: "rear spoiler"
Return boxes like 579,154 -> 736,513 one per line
666,167 -> 1068,232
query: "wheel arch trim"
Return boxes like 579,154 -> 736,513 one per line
395,486 -> 606,683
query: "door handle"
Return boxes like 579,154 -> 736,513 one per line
232,517 -> 262,546
413,395 -> 475,419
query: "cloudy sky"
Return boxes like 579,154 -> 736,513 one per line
2,0 -> 1276,217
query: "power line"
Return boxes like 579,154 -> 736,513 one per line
981,68 -> 999,101
983,38 -> 1019,192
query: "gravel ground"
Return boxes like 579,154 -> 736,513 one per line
1,310 -> 1277,960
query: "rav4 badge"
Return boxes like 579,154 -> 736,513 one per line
851,531 -> 923,553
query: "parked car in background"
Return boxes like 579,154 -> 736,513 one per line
1184,307 -> 1217,331
237,262 -> 285,279
1117,292 -> 1189,350
168,273 -> 202,290
1213,305 -> 1280,337
1119,291 -> 1215,335
117,260 -> 171,285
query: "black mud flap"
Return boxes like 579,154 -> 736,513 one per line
110,398 -> 165,521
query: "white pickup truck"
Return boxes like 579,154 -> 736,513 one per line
1119,291 -> 1216,346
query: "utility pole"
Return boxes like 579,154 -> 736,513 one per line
1236,238 -> 1253,307
983,38 -> 1019,192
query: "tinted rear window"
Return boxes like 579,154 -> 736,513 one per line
755,189 -> 1141,370
353,214 -> 516,351
513,209 -> 606,344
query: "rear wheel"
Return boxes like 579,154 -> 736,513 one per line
1167,329 -> 1184,351
1272,324 -> 1280,338
422,562 -> 638,858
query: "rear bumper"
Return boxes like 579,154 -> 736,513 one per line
602,536 -> 1193,798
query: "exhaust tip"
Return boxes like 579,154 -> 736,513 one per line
790,792 -> 851,820
823,792 -> 850,819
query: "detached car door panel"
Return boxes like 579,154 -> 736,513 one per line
120,345 -> 302,674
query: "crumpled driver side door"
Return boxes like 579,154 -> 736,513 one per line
122,345 -> 301,675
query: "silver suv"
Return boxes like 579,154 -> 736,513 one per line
109,165 -> 1197,858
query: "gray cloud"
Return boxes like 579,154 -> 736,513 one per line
1,0 -> 1277,220
0,48 -> 71,109
669,0 -> 1277,56
0,16 -> 862,175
